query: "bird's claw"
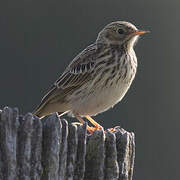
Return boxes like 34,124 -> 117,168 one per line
87,125 -> 104,134
106,126 -> 121,133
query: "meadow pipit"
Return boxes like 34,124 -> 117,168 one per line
33,21 -> 148,133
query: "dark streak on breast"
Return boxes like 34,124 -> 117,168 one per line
111,66 -> 116,75
116,73 -> 122,84
104,73 -> 116,87
123,66 -> 128,80
94,68 -> 110,86
106,58 -> 115,66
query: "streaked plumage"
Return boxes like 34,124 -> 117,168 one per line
33,21 -> 148,132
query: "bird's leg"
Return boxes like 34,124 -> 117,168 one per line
84,115 -> 104,131
74,114 -> 97,134
106,126 -> 120,133
74,114 -> 85,124
106,128 -> 116,133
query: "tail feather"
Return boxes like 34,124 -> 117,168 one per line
33,85 -> 60,119
33,109 -> 65,119
33,101 -> 66,119
32,107 -> 45,119
33,86 -> 68,119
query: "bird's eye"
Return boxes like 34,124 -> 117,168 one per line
117,28 -> 124,34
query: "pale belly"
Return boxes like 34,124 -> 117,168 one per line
69,79 -> 133,116
68,50 -> 137,116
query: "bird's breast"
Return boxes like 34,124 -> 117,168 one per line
69,51 -> 137,116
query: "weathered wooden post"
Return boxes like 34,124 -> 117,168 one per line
0,107 -> 135,180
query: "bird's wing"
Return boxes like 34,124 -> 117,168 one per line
34,44 -> 102,113
54,44 -> 98,89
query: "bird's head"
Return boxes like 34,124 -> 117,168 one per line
96,21 -> 148,50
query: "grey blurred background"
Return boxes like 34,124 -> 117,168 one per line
0,0 -> 179,179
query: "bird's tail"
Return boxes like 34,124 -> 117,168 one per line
32,99 -> 49,119
32,107 -> 45,119
33,104 -> 65,119
32,86 -> 59,119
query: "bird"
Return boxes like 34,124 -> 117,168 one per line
33,21 -> 148,133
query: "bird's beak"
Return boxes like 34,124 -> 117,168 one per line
132,30 -> 149,36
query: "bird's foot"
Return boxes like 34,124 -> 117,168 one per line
106,128 -> 116,133
87,125 -> 104,134
74,114 -> 104,134
106,126 -> 120,133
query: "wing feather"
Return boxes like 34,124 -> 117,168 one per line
33,44 -> 100,114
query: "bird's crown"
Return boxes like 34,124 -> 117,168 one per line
96,21 -> 147,50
